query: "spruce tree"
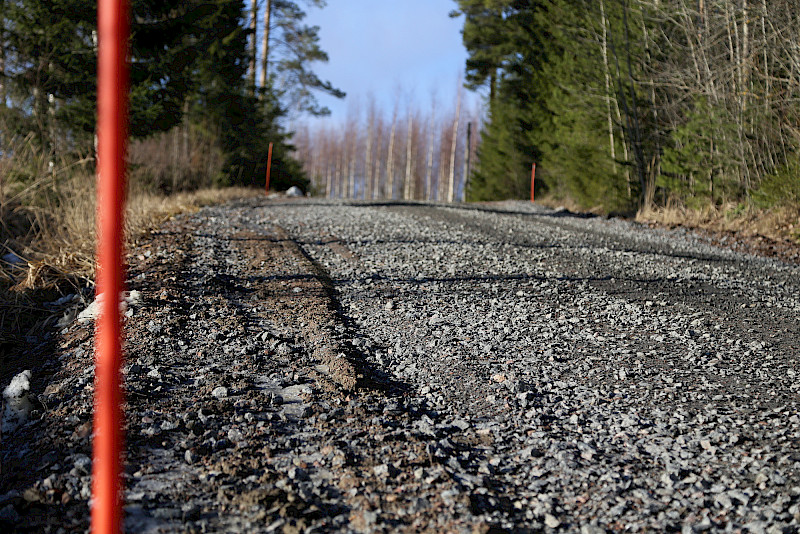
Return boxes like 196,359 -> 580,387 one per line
455,1 -> 551,201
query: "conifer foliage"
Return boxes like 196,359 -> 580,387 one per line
453,0 -> 800,213
0,0 -> 342,192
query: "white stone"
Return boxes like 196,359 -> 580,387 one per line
2,370 -> 32,434
285,186 -> 303,197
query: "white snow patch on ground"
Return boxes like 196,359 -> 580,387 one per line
2,370 -> 32,434
285,186 -> 303,197
77,290 -> 142,323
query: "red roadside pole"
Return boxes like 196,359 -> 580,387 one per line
530,163 -> 536,203
265,142 -> 274,194
92,0 -> 129,533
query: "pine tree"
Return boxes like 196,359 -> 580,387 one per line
259,0 -> 345,116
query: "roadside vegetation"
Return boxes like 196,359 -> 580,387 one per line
295,1 -> 799,243
0,1 -> 342,356
454,0 -> 800,241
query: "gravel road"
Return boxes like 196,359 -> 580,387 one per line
2,198 -> 799,533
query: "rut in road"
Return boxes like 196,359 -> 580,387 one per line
1,197 -> 799,533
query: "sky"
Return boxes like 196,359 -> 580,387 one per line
301,0 -> 481,126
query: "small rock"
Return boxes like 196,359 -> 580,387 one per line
285,186 -> 303,197
22,488 -> 43,503
74,421 -> 92,439
73,454 -> 91,475
182,504 -> 201,521
373,464 -> 396,477
227,428 -> 245,442
2,370 -> 33,434
544,514 -> 560,528
281,384 -> 312,403
0,491 -> 19,508
211,386 -> 228,399
452,419 -> 470,431
151,508 -> 181,520
281,403 -> 310,420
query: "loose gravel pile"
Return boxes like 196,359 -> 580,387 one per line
1,197 -> 798,533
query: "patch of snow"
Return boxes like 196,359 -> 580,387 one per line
285,186 -> 303,197
77,290 -> 143,324
2,370 -> 32,434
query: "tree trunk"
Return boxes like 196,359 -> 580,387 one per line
371,117 -> 383,200
0,12 -> 5,108
350,125 -> 358,198
425,103 -> 435,201
325,139 -> 332,198
462,122 -> 471,201
641,1 -> 661,205
438,131 -> 448,201
259,0 -> 272,90
248,0 -> 258,91
344,129 -> 351,198
336,145 -> 344,199
365,120 -> 373,200
447,91 -> 461,203
600,0 -> 617,174
761,0 -> 769,105
404,112 -> 414,199
183,100 -> 190,165
386,111 -> 397,199
621,0 -> 650,209
742,0 -> 749,103
172,127 -> 180,191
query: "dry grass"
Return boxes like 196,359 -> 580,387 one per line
0,170 -> 257,359
1,171 -> 256,293
1,160 -> 258,299
0,142 -> 258,391
536,188 -> 799,244
636,203 -> 800,243
126,186 -> 257,246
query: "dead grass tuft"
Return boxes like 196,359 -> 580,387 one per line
1,178 -> 257,291
0,150 -> 258,351
636,203 -> 800,244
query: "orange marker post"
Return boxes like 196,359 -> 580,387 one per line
93,0 -> 130,533
265,142 -> 274,194
530,163 -> 536,203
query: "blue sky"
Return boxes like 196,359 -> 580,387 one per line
301,0 -> 481,125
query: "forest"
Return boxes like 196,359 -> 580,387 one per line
2,0 -> 800,294
299,0 -> 800,220
293,85 -> 482,202
0,0 -> 343,295
0,0 -> 345,195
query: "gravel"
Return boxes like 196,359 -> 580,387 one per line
1,197 -> 798,533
